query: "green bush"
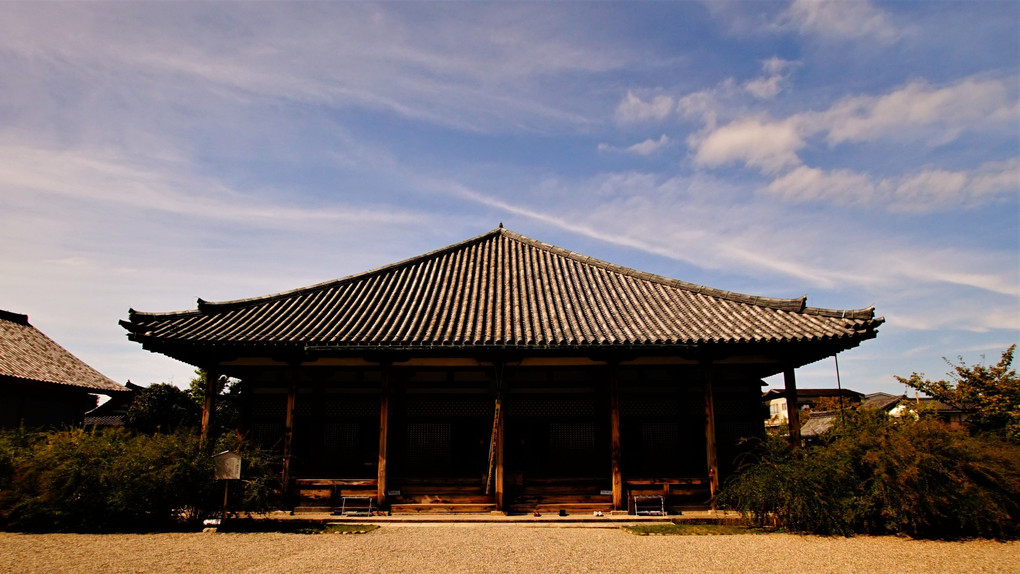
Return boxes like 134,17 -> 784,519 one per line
123,383 -> 201,434
719,410 -> 1020,539
0,427 -> 281,532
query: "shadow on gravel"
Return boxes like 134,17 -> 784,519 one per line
621,524 -> 766,536
217,518 -> 377,534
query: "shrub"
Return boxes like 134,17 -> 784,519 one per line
719,410 -> 1020,539
123,383 -> 201,434
0,427 -> 282,532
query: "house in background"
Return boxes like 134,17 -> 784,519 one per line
84,381 -> 142,426
122,227 -> 882,514
1,310 -> 129,428
890,397 -> 967,429
764,387 -> 864,429
861,391 -> 904,412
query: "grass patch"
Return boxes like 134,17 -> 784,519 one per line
621,523 -> 758,536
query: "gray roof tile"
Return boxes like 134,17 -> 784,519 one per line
1,310 -> 127,393
122,228 -> 883,352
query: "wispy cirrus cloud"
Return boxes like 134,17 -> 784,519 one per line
0,2 -> 636,135
598,135 -> 671,156
0,143 -> 419,229
781,0 -> 900,43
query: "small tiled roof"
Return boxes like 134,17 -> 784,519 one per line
764,388 -> 865,400
801,411 -> 839,438
1,310 -> 127,393
862,392 -> 904,411
122,227 -> 882,356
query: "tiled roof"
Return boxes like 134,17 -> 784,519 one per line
764,388 -> 865,399
122,227 -> 882,353
861,392 -> 905,411
1,310 -> 127,393
801,411 -> 839,438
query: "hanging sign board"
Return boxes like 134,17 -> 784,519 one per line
213,451 -> 242,480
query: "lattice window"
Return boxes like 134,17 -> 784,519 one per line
406,398 -> 490,418
251,396 -> 286,417
620,397 -> 679,417
405,422 -> 452,467
295,398 -> 314,417
324,422 -> 360,454
640,421 -> 679,456
250,422 -> 284,448
506,398 -> 596,417
325,397 -> 378,418
549,422 -> 595,452
714,394 -> 758,417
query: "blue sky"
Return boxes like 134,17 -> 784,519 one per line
1,1 -> 1017,395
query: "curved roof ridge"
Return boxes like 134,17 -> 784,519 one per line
499,228 -> 808,312
803,305 -> 879,321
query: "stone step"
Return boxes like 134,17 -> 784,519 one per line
508,502 -> 614,515
391,503 -> 498,514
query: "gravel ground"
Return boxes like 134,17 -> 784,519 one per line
1,526 -> 1018,574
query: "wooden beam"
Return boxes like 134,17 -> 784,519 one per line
609,364 -> 623,511
494,401 -> 505,511
281,372 -> 298,496
377,365 -> 391,508
703,366 -> 719,501
518,356 -> 608,367
200,367 -> 218,443
785,367 -> 802,448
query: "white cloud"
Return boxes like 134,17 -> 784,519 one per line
675,87 -> 727,128
783,0 -> 899,43
817,78 -> 1016,146
766,166 -> 876,204
763,159 -> 1019,211
0,143 -> 417,229
627,135 -> 670,155
687,76 -> 1018,213
615,91 -> 675,123
601,135 -> 671,156
744,57 -> 798,99
745,75 -> 784,100
690,118 -> 803,173
884,158 -> 1020,212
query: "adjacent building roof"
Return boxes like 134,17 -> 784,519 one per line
800,411 -> 839,438
764,388 -> 866,401
122,227 -> 883,363
1,310 -> 127,394
861,392 -> 905,411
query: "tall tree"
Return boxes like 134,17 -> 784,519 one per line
123,383 -> 201,434
896,345 -> 1019,441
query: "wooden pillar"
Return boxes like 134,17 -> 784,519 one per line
785,367 -> 802,448
494,401 -> 505,511
377,365 -> 390,508
609,364 -> 623,512
200,367 -> 219,443
703,366 -> 719,500
237,379 -> 250,441
282,370 -> 298,495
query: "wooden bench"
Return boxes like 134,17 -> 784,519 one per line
633,495 -> 665,516
338,496 -> 375,517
